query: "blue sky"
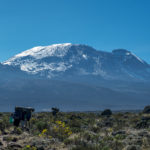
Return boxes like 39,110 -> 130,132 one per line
0,0 -> 150,63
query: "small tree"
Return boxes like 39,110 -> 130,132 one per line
143,105 -> 150,114
101,109 -> 112,117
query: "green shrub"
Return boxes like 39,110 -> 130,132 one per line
35,121 -> 48,132
15,127 -> 22,135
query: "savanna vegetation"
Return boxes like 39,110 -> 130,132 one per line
0,106 -> 150,150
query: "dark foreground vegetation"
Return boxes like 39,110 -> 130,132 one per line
1,106 -> 150,150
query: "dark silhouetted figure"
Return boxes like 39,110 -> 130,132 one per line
52,107 -> 59,116
12,106 -> 35,128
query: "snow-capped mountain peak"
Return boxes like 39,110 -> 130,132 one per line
2,44 -> 150,80
4,43 -> 72,65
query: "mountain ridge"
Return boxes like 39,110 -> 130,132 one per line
0,43 -> 150,111
2,43 -> 150,81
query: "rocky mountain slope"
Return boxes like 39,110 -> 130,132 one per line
0,43 -> 150,111
3,43 -> 150,81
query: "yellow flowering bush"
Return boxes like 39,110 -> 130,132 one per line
54,120 -> 72,136
38,120 -> 72,140
39,128 -> 48,137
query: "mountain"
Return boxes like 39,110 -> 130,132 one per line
1,43 -> 150,111
0,78 -> 150,112
0,63 -> 29,81
3,43 -> 150,81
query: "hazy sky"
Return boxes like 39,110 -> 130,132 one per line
0,0 -> 150,63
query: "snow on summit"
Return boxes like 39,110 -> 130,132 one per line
3,43 -> 150,80
3,43 -> 74,76
4,43 -> 72,64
